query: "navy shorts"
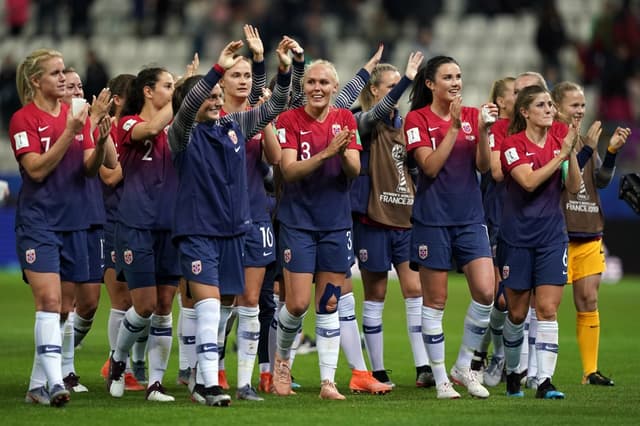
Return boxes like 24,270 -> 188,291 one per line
496,241 -> 568,290
244,220 -> 276,267
353,220 -> 410,272
177,235 -> 245,295
279,224 -> 353,274
82,225 -> 105,283
103,221 -> 117,270
487,223 -> 500,265
15,225 -> 89,283
410,223 -> 491,271
114,223 -> 180,289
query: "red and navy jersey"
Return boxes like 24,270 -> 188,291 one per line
116,114 -> 177,230
500,130 -> 567,247
10,102 -> 93,231
102,123 -> 122,223
276,106 -> 361,231
405,105 -> 484,226
483,117 -> 510,228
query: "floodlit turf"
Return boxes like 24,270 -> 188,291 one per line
0,270 -> 639,425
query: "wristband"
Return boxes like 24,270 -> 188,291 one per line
607,145 -> 618,154
213,64 -> 225,75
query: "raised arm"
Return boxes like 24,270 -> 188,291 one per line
595,126 -> 631,188
244,25 -> 267,106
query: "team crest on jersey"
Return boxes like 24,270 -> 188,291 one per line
123,249 -> 133,265
283,249 -> 291,264
461,122 -> 472,134
122,119 -> 137,131
418,245 -> 428,260
228,129 -> 238,145
358,249 -> 368,263
332,124 -> 341,136
277,128 -> 286,144
192,260 -> 202,275
25,249 -> 36,264
502,265 -> 510,280
553,149 -> 561,156
74,134 -> 84,142
111,251 -> 116,264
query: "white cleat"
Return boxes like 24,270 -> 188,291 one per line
436,381 -> 461,399
450,365 -> 490,398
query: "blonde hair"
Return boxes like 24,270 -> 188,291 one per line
489,77 -> 515,104
16,48 -> 63,105
551,81 -> 583,106
303,59 -> 339,86
359,63 -> 398,112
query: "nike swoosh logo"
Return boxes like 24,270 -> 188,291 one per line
326,330 -> 339,337
44,346 -> 58,351
300,130 -> 312,135
202,344 -> 215,351
234,146 -> 241,153
38,126 -> 49,132
431,336 -> 444,343
526,152 -> 535,156
263,251 -> 273,256
428,127 -> 439,131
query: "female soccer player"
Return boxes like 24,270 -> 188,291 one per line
404,55 -> 497,399
499,84 -> 581,399
552,81 -> 630,386
11,49 -> 110,407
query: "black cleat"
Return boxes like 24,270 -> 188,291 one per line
535,378 -> 565,399
506,372 -> 524,397
583,371 -> 614,386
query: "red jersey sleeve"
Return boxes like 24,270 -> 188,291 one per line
489,118 -> 509,152
501,132 -> 530,174
404,109 -> 432,153
9,108 -> 42,159
275,109 -> 299,151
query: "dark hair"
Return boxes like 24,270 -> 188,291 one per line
172,74 -> 203,113
107,73 -> 135,116
121,67 -> 168,117
409,55 -> 458,111
509,85 -> 549,135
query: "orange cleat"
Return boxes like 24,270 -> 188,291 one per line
349,370 -> 392,395
124,372 -> 145,391
101,358 -> 110,379
319,380 -> 346,400
218,370 -> 230,390
258,372 -> 273,393
272,354 -> 293,396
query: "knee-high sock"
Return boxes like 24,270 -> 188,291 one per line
35,311 -> 64,387
28,348 -> 47,390
405,297 -> 430,367
61,312 -> 75,376
237,306 -> 260,388
576,310 -> 600,376
362,300 -> 384,371
316,311 -> 340,382
181,307 -> 198,370
276,305 -> 303,360
73,311 -> 94,348
177,298 -> 187,370
131,324 -> 149,364
217,305 -> 234,371
268,298 -> 283,372
536,320 -> 559,382
147,313 -> 172,386
455,301 -> 491,369
114,308 -> 150,363
258,296 -> 275,369
108,309 -> 126,353
195,298 -> 220,387
489,307 -> 508,358
339,293 -> 367,371
422,306 -> 447,385
503,317 -> 525,374
527,308 -> 538,378
518,308 -> 530,374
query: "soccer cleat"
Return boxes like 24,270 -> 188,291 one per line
132,360 -> 147,384
190,383 -> 206,404
205,385 -> 232,407
24,386 -> 50,405
108,356 -> 126,398
416,366 -> 436,388
218,370 -> 230,390
349,370 -> 392,395
470,351 -> 487,384
49,383 -> 70,407
177,368 -> 191,386
582,371 -> 614,386
372,370 -> 396,388
236,384 -> 264,401
535,378 -> 565,399
63,372 -> 88,392
435,381 -> 461,399
100,358 -> 109,379
272,354 -> 292,396
125,372 -> 145,391
258,372 -> 272,393
505,372 -> 524,397
319,380 -> 346,400
145,381 -> 175,402
525,377 -> 538,389
483,356 -> 505,387
450,365 -> 490,398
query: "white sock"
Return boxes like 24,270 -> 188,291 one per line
518,308 -> 531,374
316,311 -> 340,382
527,308 -> 538,378
536,320 -> 559,383
61,313 -> 75,376
217,304 -> 234,372
455,301 -> 491,369
489,307 -> 507,358
363,300 -> 384,371
35,311 -> 63,387
237,306 -> 260,388
114,308 -> 150,363
108,309 -> 126,352
289,329 -> 302,369
147,313 -> 172,386
181,307 -> 197,370
259,362 -> 270,374
177,299 -> 187,370
268,301 -> 282,372
277,306 -> 303,360
73,311 -> 94,347
132,326 -> 149,364
28,349 -> 47,389
422,306 -> 447,385
503,317 -> 525,374
339,293 -> 367,371
405,297 -> 430,367
194,298 -> 220,387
